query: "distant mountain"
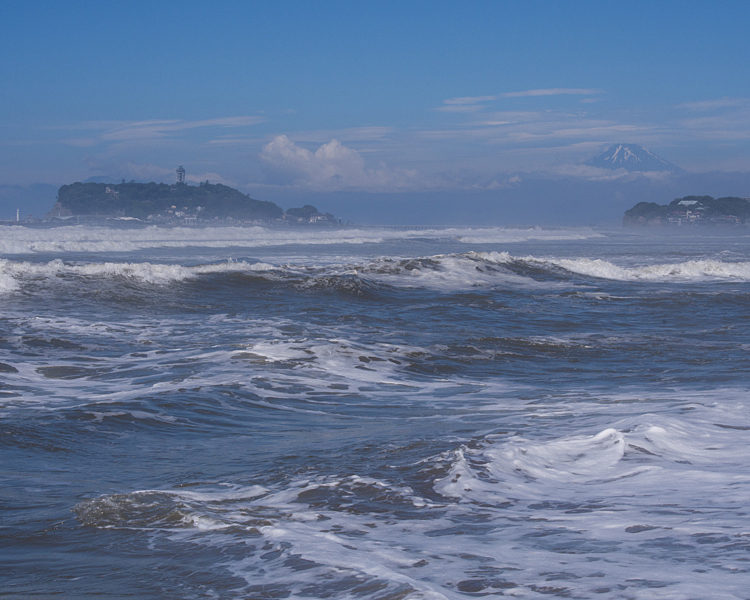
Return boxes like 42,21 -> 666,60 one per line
586,144 -> 683,172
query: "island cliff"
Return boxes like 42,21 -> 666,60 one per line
47,181 -> 339,226
54,181 -> 282,221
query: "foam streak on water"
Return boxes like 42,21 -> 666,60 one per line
1,226 -> 749,599
0,224 -> 603,255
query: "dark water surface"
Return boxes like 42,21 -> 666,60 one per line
1,225 -> 749,599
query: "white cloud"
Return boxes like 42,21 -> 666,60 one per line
259,135 -> 420,191
180,116 -> 266,129
443,96 -> 497,105
502,88 -> 603,98
48,117 -> 266,144
209,126 -> 395,149
674,98 -> 750,143
100,116 -> 266,141
679,97 -> 748,110
269,126 -> 394,144
475,120 -> 512,126
483,175 -> 522,189
435,104 -> 489,113
436,96 -> 498,113
435,89 -> 604,113
418,113 -> 650,147
543,163 -> 673,181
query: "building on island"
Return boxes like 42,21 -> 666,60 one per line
176,165 -> 186,184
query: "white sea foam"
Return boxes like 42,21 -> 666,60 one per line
8,229 -> 750,599
451,228 -> 605,244
369,250 -> 750,291
0,270 -> 19,293
355,252 -> 556,291
151,484 -> 269,504
241,337 -> 423,387
4,249 -> 747,299
16,302 -> 748,597
436,409 -> 750,508
0,225 -> 602,255
74,403 -> 750,599
0,252 -> 543,295
540,256 -> 750,281
434,428 -> 630,503
0,310 -> 473,414
368,255 -> 544,290
0,257 -> 277,290
470,250 -> 750,282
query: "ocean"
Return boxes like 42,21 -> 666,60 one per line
1,224 -> 749,599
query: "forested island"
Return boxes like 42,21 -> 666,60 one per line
45,181 -> 339,226
623,195 -> 750,227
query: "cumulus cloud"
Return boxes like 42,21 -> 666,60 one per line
271,126 -> 394,144
483,175 -> 522,189
259,135 -> 420,191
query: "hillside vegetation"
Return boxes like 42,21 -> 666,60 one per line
56,182 -> 283,221
623,195 -> 750,226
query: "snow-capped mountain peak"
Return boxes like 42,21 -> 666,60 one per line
586,144 -> 683,172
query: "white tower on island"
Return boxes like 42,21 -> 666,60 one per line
176,165 -> 186,184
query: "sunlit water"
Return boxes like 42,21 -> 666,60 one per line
1,225 -> 749,599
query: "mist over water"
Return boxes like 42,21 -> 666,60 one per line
2,225 -> 750,599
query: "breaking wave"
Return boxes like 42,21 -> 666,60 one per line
0,258 -> 278,287
71,406 -> 750,599
3,250 -> 750,298
473,251 -> 750,282
550,257 -> 750,281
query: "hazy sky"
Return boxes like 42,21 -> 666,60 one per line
2,0 -> 750,218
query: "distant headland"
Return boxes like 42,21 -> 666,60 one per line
33,167 -> 342,227
624,196 -> 750,227
44,181 -> 339,227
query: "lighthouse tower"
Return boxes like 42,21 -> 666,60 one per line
176,165 -> 186,184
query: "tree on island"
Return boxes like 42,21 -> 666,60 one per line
284,205 -> 319,219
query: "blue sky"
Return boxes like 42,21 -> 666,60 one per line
2,0 -> 750,220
